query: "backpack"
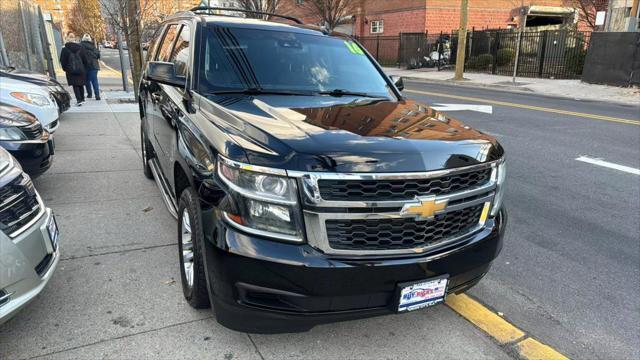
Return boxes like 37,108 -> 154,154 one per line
67,51 -> 83,75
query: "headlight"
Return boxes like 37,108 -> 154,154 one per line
0,127 -> 26,141
490,160 -> 506,217
218,156 -> 304,242
10,92 -> 50,106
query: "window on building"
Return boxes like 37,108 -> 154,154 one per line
370,20 -> 384,34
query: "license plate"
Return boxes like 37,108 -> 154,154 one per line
47,215 -> 59,251
397,276 -> 448,312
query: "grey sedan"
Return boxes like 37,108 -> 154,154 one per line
0,147 -> 59,325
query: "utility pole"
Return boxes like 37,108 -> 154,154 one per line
116,31 -> 129,92
454,0 -> 469,81
512,1 -> 525,84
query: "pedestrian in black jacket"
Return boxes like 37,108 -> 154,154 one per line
81,34 -> 101,100
60,34 -> 89,106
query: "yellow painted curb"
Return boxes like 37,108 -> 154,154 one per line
99,61 -> 133,84
446,294 -> 570,360
446,293 -> 525,344
516,338 -> 570,360
405,89 -> 640,126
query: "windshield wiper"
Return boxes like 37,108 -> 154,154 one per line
316,89 -> 383,98
208,88 -> 314,96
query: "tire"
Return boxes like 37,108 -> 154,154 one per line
141,123 -> 154,180
177,187 -> 211,309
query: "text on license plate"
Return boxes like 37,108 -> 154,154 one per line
398,277 -> 448,312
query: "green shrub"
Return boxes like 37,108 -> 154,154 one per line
496,48 -> 515,66
467,53 -> 493,69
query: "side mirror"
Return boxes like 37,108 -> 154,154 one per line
390,75 -> 404,91
146,61 -> 186,88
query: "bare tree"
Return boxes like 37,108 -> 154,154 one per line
67,0 -> 106,43
98,0 -> 155,97
237,0 -> 281,19
563,0 -> 608,30
302,0 -> 357,31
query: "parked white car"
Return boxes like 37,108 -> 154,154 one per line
0,77 -> 60,133
0,147 -> 59,325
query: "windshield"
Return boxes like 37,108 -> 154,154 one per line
199,26 -> 394,98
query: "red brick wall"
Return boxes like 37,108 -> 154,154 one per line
357,9 -> 427,36
278,0 -> 596,35
424,0 -> 593,34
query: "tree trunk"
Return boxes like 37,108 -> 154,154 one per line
126,0 -> 143,98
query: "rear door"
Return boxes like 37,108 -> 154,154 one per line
154,23 -> 193,177
146,23 -> 180,174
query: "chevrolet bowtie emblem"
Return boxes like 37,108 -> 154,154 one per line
400,196 -> 448,220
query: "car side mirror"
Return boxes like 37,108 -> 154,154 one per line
390,75 -> 404,91
146,61 -> 185,88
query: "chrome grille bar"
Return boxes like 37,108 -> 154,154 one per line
291,160 -> 500,256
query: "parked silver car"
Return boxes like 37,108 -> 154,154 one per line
0,147 -> 59,325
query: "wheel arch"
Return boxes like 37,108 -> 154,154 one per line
173,160 -> 195,200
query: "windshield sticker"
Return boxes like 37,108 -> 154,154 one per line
344,41 -> 365,55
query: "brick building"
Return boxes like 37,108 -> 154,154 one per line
33,0 -> 74,31
281,0 -> 601,36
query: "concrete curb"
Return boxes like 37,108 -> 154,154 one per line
399,76 -> 639,107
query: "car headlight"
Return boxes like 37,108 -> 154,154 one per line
10,92 -> 50,106
0,127 -> 26,141
490,160 -> 506,217
218,155 -> 304,242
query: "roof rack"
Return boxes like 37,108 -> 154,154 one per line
189,6 -> 303,24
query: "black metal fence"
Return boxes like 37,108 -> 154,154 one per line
357,29 -> 591,79
455,29 -> 591,79
356,36 -> 401,67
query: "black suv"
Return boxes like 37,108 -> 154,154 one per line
139,7 -> 506,333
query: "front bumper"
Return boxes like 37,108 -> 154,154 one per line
0,139 -> 54,178
205,208 -> 507,333
0,208 -> 59,325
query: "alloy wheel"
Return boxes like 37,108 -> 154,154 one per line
181,209 -> 194,288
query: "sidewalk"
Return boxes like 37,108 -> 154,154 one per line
382,67 -> 640,106
65,90 -> 137,113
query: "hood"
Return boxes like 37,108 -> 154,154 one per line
81,41 -> 97,50
0,77 -> 49,94
0,67 -> 57,86
65,42 -> 83,52
0,103 -> 38,128
201,95 -> 503,173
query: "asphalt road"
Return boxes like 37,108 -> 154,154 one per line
404,80 -> 640,359
100,48 -> 131,75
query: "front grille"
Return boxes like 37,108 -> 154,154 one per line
0,174 -> 41,236
326,204 -> 484,250
20,123 -> 43,140
318,168 -> 492,201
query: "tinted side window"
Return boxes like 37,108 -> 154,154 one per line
170,25 -> 191,77
156,24 -> 179,62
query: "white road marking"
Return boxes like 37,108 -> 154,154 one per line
575,156 -> 640,175
431,103 -> 493,114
